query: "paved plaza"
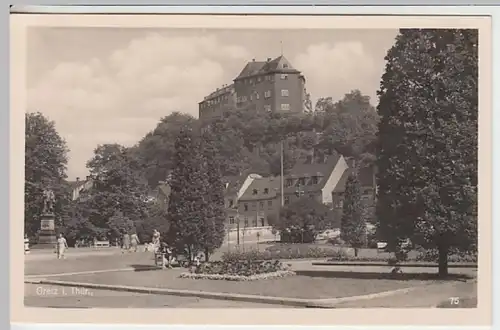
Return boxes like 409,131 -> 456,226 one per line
24,247 -> 477,309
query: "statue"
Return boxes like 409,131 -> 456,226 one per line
42,189 -> 56,214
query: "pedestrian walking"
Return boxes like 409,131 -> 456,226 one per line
122,232 -> 130,253
152,229 -> 160,252
130,232 -> 140,252
56,233 -> 68,259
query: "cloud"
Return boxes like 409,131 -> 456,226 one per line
27,33 -> 250,179
294,41 -> 380,105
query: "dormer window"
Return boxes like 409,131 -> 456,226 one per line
311,176 -> 319,185
252,189 -> 258,195
283,64 -> 289,69
263,188 -> 269,194
285,179 -> 293,187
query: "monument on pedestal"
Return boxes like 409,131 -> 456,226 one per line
35,188 -> 57,248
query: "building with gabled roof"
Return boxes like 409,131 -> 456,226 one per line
199,55 -> 307,120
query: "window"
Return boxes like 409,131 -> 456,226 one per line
242,96 -> 247,102
260,217 -> 265,226
229,216 -> 235,224
267,200 -> 273,208
281,89 -> 289,97
283,63 -> 289,69
284,196 -> 290,205
297,177 -> 306,186
259,201 -> 264,208
256,93 -> 260,100
264,90 -> 271,98
264,105 -> 271,112
311,176 -> 319,185
244,203 -> 249,211
252,189 -> 258,195
250,95 -> 253,101
251,203 -> 256,211
228,199 -> 233,208
253,218 -> 258,227
263,188 -> 269,194
285,179 -> 293,187
244,217 -> 249,227
281,74 -> 288,80
281,103 -> 290,111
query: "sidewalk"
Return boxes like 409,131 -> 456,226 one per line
25,247 -> 123,261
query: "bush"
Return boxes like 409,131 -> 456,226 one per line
222,245 -> 338,261
280,228 -> 316,243
192,259 -> 289,277
416,249 -> 477,263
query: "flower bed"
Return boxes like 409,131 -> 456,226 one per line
180,270 -> 296,281
179,259 -> 296,281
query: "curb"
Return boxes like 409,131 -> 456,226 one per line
25,278 -> 424,308
312,262 -> 478,268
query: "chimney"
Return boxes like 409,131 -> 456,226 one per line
76,177 -> 80,182
86,175 -> 90,181
252,58 -> 255,62
267,58 -> 272,62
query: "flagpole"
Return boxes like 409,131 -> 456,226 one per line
280,140 -> 284,207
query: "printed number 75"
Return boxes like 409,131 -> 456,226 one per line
449,297 -> 460,305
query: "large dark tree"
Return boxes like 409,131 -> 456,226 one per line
199,128 -> 226,261
69,144 -> 149,241
340,171 -> 366,256
167,125 -> 209,260
269,197 -> 335,243
25,112 -> 69,238
376,29 -> 478,276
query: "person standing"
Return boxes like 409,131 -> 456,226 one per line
56,233 -> 68,259
122,232 -> 130,254
130,232 -> 140,252
152,229 -> 160,252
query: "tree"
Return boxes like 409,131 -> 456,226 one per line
376,29 -> 478,276
167,125 -> 209,260
25,112 -> 69,238
270,197 -> 335,243
340,171 -> 366,256
136,112 -> 198,187
70,144 -> 149,242
199,128 -> 226,261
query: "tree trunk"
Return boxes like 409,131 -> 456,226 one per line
204,247 -> 210,262
354,247 -> 359,257
438,244 -> 449,278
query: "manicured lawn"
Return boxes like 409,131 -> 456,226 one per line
49,269 -> 430,299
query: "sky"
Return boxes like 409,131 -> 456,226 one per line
27,27 -> 399,181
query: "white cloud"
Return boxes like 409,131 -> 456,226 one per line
28,33 -> 250,179
294,41 -> 380,105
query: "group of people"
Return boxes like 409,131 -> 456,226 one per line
121,231 -> 140,253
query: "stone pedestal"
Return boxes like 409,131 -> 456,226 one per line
33,213 -> 57,249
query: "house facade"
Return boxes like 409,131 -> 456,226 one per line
331,163 -> 377,223
199,55 -> 307,120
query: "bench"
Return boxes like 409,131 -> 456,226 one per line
93,240 -> 110,248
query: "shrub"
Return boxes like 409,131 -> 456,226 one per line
416,249 -> 477,263
189,259 -> 290,277
222,245 -> 339,261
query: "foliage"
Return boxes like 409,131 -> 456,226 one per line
199,128 -> 227,260
269,197 -> 335,243
166,125 -> 209,258
376,29 -> 478,276
192,259 -> 288,276
67,143 -> 149,241
25,112 -> 70,238
222,245 -> 339,261
340,171 -> 367,254
135,112 -> 198,187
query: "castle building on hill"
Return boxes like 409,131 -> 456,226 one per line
199,55 -> 307,120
